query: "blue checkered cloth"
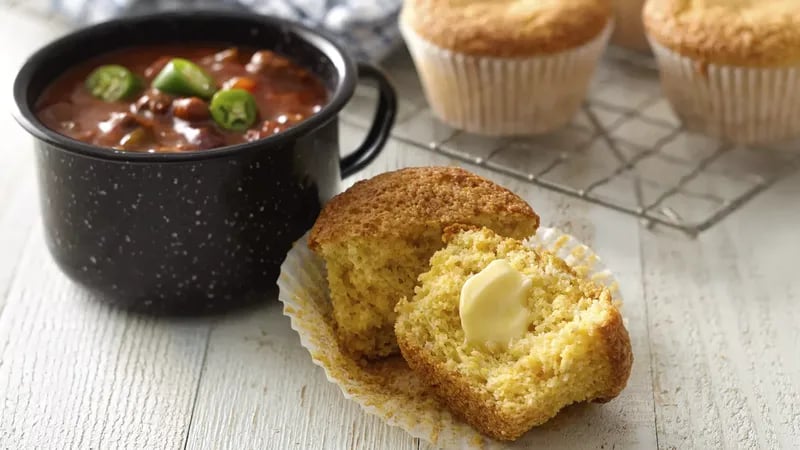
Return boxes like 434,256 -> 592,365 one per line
52,0 -> 402,61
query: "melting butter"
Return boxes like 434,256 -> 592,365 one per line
459,259 -> 531,347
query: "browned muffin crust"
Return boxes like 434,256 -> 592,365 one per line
396,330 -> 530,441
593,308 -> 634,403
397,306 -> 633,441
644,0 -> 800,67
401,0 -> 613,58
308,167 -> 539,250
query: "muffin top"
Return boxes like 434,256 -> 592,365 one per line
308,167 -> 539,249
644,0 -> 800,67
401,0 -> 613,57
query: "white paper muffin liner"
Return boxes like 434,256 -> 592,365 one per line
400,21 -> 612,136
278,227 -> 623,449
649,38 -> 800,145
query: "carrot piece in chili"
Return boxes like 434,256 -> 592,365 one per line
223,76 -> 258,93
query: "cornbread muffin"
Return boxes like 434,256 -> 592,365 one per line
644,0 -> 800,67
644,0 -> 800,144
308,167 -> 539,360
395,226 -> 632,441
400,0 -> 613,135
611,0 -> 649,51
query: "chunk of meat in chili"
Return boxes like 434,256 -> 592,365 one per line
133,88 -> 174,114
96,112 -> 155,148
172,97 -> 210,122
246,50 -> 292,74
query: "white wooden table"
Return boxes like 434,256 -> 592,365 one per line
1,8 -> 799,450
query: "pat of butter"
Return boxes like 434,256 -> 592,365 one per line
459,259 -> 531,347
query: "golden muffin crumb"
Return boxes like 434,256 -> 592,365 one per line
402,0 -> 612,57
644,0 -> 800,67
395,226 -> 632,441
309,167 -> 539,360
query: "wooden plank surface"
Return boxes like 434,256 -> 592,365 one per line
643,172 -> 800,450
0,5 -> 798,450
0,233 -> 211,448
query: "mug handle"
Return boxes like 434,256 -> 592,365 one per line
340,63 -> 397,178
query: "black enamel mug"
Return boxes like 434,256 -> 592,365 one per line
13,11 -> 396,314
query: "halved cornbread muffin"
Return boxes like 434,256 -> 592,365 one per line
395,226 -> 632,440
308,167 -> 539,360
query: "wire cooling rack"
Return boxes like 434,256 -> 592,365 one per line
343,47 -> 800,236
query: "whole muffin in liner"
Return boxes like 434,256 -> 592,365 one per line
644,0 -> 800,145
399,0 -> 613,136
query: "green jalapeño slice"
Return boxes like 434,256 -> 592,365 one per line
85,65 -> 142,102
209,89 -> 258,132
151,58 -> 217,99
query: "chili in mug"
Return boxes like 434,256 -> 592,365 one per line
36,45 -> 329,152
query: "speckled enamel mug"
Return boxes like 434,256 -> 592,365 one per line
13,12 -> 396,315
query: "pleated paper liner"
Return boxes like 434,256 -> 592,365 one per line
278,227 -> 622,449
649,37 -> 800,145
400,20 -> 612,136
